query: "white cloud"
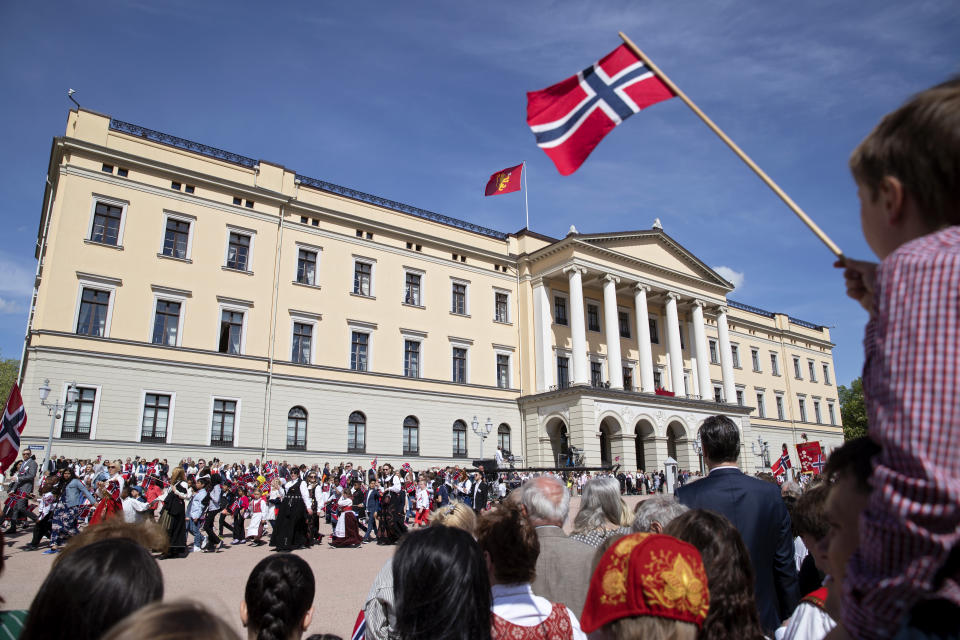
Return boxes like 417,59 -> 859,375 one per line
713,266 -> 745,290
0,297 -> 25,315
0,257 -> 35,297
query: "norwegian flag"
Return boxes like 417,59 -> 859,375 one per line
796,441 -> 823,475
1,383 -> 28,474
771,444 -> 792,477
527,44 -> 675,175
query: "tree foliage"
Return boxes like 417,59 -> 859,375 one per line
0,354 -> 19,413
838,377 -> 868,441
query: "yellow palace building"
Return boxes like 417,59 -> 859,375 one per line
17,109 -> 844,472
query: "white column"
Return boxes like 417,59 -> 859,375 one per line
532,279 -> 554,392
692,300 -> 712,401
664,293 -> 686,396
717,306 -> 736,403
634,284 -> 654,393
565,266 -> 589,386
602,275 -> 623,389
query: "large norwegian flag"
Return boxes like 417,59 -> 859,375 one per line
1,383 -> 28,474
527,44 -> 675,175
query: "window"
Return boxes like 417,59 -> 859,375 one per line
731,344 -> 741,368
452,420 -> 467,457
162,217 -> 191,259
713,385 -> 723,403
405,272 -> 422,306
793,357 -> 803,379
211,399 -> 236,447
233,197 -> 243,206
709,339 -> 718,364
184,184 -> 194,193
452,347 -> 467,383
494,291 -> 509,323
292,322 -> 313,364
587,304 -> 600,331
351,332 -> 369,371
348,411 -> 365,453
591,361 -> 603,387
557,356 -> 570,388
62,387 -> 96,439
218,309 -> 244,355
679,327 -> 686,351
140,393 -> 170,443
771,353 -> 780,376
90,201 -> 123,246
828,402 -> 836,425
77,287 -> 110,337
152,299 -> 181,346
814,400 -> 822,424
403,416 -> 419,455
171,181 -> 182,190
808,360 -> 817,382
649,318 -> 660,344
798,397 -> 807,422
756,392 -> 766,418
623,366 -> 633,391
618,311 -> 630,338
683,371 -> 690,396
776,394 -> 785,419
554,295 -> 568,325
452,282 -> 467,315
404,340 -> 421,378
287,407 -> 307,450
117,167 -> 129,177
102,163 -> 113,173
823,363 -> 831,385
735,388 -> 744,406
296,249 -> 317,285
498,424 -> 511,453
496,353 -> 510,389
751,348 -> 761,372
226,232 -> 251,271
653,369 -> 663,389
353,260 -> 373,296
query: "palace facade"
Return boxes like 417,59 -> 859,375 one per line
18,109 -> 844,473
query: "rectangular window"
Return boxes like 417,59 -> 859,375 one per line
350,332 -> 369,371
496,354 -> 510,389
76,287 -> 110,337
141,393 -> 170,443
348,415 -> 365,453
405,273 -> 422,306
828,402 -> 836,425
793,357 -> 803,379
226,232 -> 250,271
713,386 -> 723,403
218,309 -> 244,355
618,311 -> 631,338
771,353 -> 780,376
404,340 -> 421,378
554,296 -> 568,325
823,363 -> 831,385
152,299 -> 181,346
62,387 -> 96,439
162,218 -> 190,259
296,249 -> 317,285
649,318 -> 660,344
709,340 -> 718,364
452,426 -> 467,458
211,399 -> 236,447
736,389 -> 744,406
798,397 -> 807,422
452,283 -> 467,314
353,261 -> 372,296
756,392 -> 766,418
494,292 -> 509,323
808,360 -> 817,382
403,422 -> 418,456
591,361 -> 603,387
683,371 -> 690,396
623,367 -> 633,391
452,347 -> 467,383
814,400 -> 822,424
654,369 -> 663,389
751,348 -> 761,372
679,327 -> 686,351
557,356 -> 570,388
776,394 -> 785,419
90,201 -> 123,246
292,322 -> 312,364
587,304 -> 600,331
731,344 -> 741,368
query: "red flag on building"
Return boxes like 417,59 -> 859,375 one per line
797,441 -> 824,475
527,44 -> 675,175
484,164 -> 523,196
1,383 -> 27,474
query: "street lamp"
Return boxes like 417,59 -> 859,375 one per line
471,415 -> 493,461
692,435 -> 705,474
38,379 -> 78,473
750,434 -> 769,468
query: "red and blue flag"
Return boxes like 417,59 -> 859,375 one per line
1,383 -> 27,474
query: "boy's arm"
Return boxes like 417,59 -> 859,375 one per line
834,257 -> 878,314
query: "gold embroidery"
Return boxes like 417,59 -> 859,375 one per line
599,534 -> 647,605
641,550 -> 708,617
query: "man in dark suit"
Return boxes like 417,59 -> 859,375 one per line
471,472 -> 488,513
677,415 -> 799,633
7,448 -> 39,533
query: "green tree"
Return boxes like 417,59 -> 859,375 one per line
0,353 -> 19,413
838,376 -> 868,441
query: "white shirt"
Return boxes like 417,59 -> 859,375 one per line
490,583 -> 586,640
121,496 -> 152,523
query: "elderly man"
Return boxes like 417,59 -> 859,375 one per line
6,448 -> 38,533
521,475 -> 594,618
632,495 -> 689,533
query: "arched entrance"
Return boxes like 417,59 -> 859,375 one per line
666,420 -> 693,472
545,417 -> 569,467
667,422 -> 681,461
635,419 -> 656,472
599,417 -> 623,468
599,424 -> 611,466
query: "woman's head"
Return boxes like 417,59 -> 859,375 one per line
103,600 -> 240,640
428,501 -> 477,535
243,553 -> 315,640
573,476 -> 625,533
393,526 -> 490,640
21,538 -> 163,640
62,467 -> 74,481
477,503 -> 539,585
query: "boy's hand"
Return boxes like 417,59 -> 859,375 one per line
834,257 -> 878,313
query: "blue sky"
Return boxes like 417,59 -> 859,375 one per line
0,1 -> 957,387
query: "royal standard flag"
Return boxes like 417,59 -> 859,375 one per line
484,164 -> 523,196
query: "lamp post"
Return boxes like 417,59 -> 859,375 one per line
38,379 -> 78,474
750,434 -> 769,469
692,436 -> 705,474
471,415 -> 493,461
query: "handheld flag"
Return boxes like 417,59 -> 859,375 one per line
797,441 -> 824,475
1,383 -> 27,474
484,164 -> 523,196
527,44 -> 674,175
771,443 -> 792,477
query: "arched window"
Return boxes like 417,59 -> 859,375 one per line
348,411 -> 366,453
452,420 -> 467,458
287,406 -> 307,450
403,416 -> 419,455
497,423 -> 511,453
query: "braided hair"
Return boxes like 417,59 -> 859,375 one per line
244,553 -> 315,640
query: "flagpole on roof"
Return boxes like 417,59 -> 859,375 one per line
618,32 -> 844,258
523,161 -> 530,230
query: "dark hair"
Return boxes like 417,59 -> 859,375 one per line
21,538 -> 164,640
393,526 -> 491,640
791,482 -> 829,540
665,510 -> 765,640
698,415 -> 740,463
244,553 -> 315,640
102,600 -> 240,640
824,437 -> 881,493
477,503 -> 539,584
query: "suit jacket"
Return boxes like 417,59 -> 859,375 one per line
472,481 -> 488,511
677,467 -> 800,633
530,525 -> 595,619
14,458 -> 37,493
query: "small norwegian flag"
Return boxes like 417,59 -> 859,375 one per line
351,610 -> 365,640
1,383 -> 28,474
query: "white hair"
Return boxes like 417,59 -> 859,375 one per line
573,476 -> 625,533
521,476 -> 570,525
632,496 -> 689,532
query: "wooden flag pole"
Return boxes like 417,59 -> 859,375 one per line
618,31 -> 843,258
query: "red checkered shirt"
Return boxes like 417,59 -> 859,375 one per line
845,226 -> 960,638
